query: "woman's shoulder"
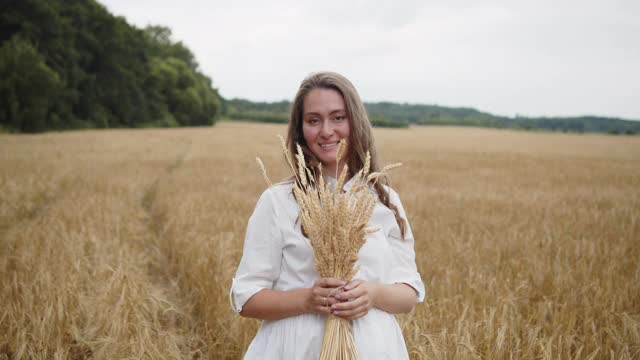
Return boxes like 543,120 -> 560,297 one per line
254,178 -> 296,207
269,178 -> 295,196
272,177 -> 296,187
380,183 -> 401,202
250,179 -> 298,221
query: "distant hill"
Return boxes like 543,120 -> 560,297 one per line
224,98 -> 640,135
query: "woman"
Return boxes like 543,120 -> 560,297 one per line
230,72 -> 425,359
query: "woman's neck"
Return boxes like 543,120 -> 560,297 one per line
324,164 -> 346,179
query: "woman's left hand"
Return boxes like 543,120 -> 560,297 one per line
329,280 -> 379,320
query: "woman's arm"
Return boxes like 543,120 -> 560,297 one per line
240,288 -> 310,320
240,278 -> 346,321
371,282 -> 419,314
330,280 -> 418,320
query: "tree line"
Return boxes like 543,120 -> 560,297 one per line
0,0 -> 222,133
224,99 -> 410,128
226,99 -> 640,134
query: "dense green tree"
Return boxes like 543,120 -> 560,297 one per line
0,0 -> 221,132
0,36 -> 62,132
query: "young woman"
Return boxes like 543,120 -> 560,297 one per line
230,72 -> 425,359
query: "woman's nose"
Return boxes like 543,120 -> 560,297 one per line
320,120 -> 334,137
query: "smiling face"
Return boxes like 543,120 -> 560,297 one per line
302,88 -> 351,176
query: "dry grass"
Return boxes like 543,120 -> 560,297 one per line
1,122 -> 639,359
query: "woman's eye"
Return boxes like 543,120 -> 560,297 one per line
308,118 -> 319,124
335,116 -> 346,121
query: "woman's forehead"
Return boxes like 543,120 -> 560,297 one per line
303,88 -> 346,114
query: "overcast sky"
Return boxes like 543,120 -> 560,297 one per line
100,0 -> 640,120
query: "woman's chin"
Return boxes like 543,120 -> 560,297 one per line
318,160 -> 337,173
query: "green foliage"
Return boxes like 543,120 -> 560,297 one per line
223,99 -> 289,124
0,0 -> 221,132
0,36 -> 62,132
369,114 -> 409,128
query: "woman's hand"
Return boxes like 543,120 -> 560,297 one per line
330,280 -> 379,320
305,277 -> 346,315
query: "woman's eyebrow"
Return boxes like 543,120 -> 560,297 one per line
304,109 -> 346,117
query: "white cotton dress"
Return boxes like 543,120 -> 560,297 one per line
230,176 -> 426,359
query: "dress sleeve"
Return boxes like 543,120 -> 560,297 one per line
386,189 -> 426,303
229,188 -> 283,312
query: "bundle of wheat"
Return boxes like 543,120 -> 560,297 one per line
257,136 -> 400,359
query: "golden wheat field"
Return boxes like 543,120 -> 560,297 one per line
1,121 -> 639,359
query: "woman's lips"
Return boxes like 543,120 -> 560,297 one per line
319,142 -> 339,149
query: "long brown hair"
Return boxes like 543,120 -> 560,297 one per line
286,71 -> 407,239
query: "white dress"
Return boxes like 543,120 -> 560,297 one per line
230,176 -> 425,359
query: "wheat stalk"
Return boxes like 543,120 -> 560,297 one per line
256,137 -> 402,359
255,157 -> 272,187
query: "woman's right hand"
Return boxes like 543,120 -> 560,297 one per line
305,278 -> 346,315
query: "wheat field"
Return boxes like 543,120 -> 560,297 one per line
1,122 -> 639,359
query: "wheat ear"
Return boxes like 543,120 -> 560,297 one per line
277,134 -> 300,183
255,157 -> 272,187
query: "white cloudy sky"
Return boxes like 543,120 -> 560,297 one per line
100,0 -> 640,120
